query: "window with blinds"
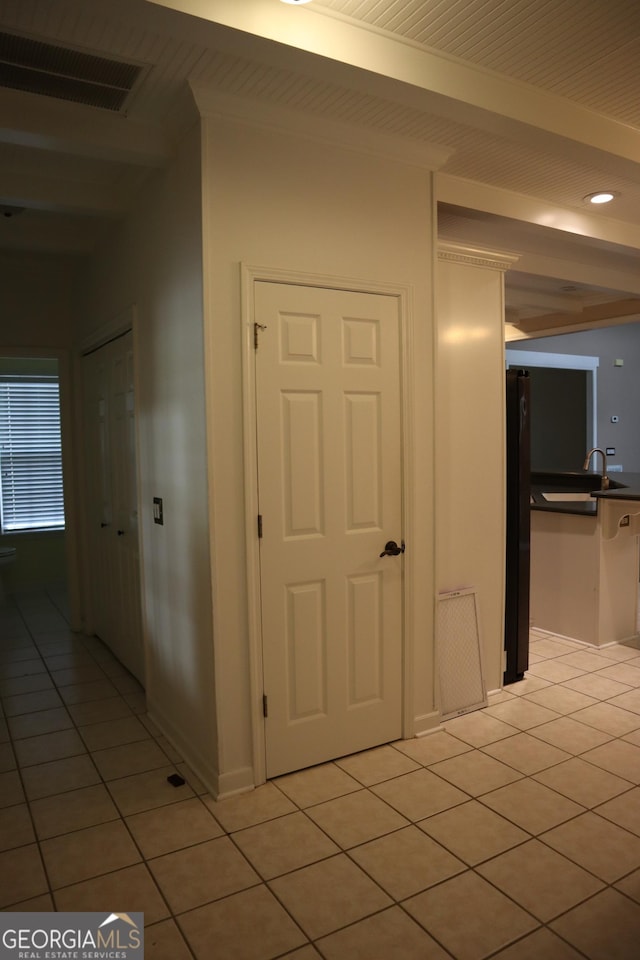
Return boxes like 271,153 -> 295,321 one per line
0,375 -> 65,532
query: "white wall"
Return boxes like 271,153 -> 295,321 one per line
73,110 -> 513,795
201,113 -> 438,793
435,246 -> 512,693
77,124 -> 219,790
0,252 -> 78,349
509,321 -> 640,472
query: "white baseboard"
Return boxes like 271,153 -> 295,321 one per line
144,697 -> 248,801
412,711 -> 443,738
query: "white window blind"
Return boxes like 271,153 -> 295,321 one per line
0,376 -> 65,532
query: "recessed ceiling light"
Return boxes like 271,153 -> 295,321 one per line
280,1 -> 312,4
584,191 -> 616,204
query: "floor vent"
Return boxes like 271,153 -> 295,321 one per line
437,587 -> 487,720
0,31 -> 145,112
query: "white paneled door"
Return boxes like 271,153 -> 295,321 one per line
255,282 -> 403,778
83,332 -> 144,683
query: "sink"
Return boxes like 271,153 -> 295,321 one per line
542,492 -> 596,502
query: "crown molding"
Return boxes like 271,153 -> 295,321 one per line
437,240 -> 520,272
190,84 -> 452,171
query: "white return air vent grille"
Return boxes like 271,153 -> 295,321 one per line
437,587 -> 487,720
0,31 -> 145,111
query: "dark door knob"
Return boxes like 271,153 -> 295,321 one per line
117,529 -> 125,536
379,540 -> 405,557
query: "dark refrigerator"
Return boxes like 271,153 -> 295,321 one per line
504,368 -> 531,684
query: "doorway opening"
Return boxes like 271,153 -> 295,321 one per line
503,351 -> 599,684
0,354 -> 68,607
505,349 -> 598,474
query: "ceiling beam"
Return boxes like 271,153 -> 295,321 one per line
0,210 -> 101,256
513,298 -> 640,337
0,87 -> 170,168
0,168 -> 124,217
147,0 -> 640,174
512,253 -> 640,299
507,287 -> 584,315
436,175 -> 640,252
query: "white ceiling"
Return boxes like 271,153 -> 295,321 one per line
1,0 -> 640,335
316,0 -> 640,127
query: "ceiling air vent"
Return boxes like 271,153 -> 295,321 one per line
0,31 -> 144,112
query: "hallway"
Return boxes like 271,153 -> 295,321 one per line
2,591 -> 640,959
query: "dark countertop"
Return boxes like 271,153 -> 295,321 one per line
592,473 -> 640,502
530,471 -> 640,517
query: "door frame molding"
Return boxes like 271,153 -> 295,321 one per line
241,263 -> 416,784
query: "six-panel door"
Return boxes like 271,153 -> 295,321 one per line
255,282 -> 403,778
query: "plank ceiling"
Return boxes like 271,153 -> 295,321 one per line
1,0 -> 640,333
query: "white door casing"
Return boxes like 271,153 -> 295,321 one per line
253,280 -> 404,778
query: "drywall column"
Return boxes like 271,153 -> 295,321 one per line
77,125 -> 218,795
435,242 -> 519,693
197,93 -> 445,793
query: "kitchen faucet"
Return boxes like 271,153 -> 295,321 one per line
583,447 -> 610,490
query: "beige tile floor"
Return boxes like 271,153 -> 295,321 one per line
3,592 -> 640,959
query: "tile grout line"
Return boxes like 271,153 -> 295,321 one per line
3,598 -> 640,957
1,595 -> 194,947
15,617 -> 202,957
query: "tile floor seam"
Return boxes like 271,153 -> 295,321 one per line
346,839 -> 471,899
1,609 -> 197,915
0,645 -> 58,908
482,727 -> 640,789
261,787 -> 553,951
306,786 -> 407,838
268,868 -> 397,952
462,853 -> 606,933
63,710 -> 235,924
147,919 -> 199,960
475,764 -> 634,838
522,715 -> 629,750
570,748 -> 640,786
46,796 -> 182,924
326,900 -> 461,960
481,925 -> 592,960
227,795 -> 474,949
398,875 -> 543,960
392,901 -> 473,960
5,595 -> 640,957
533,824 -> 640,888
171,851 -> 314,952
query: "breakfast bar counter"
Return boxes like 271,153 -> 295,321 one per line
529,472 -> 640,646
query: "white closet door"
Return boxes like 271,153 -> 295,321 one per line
83,332 -> 144,682
255,282 -> 404,778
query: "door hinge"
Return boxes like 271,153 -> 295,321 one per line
254,322 -> 267,349
257,514 -> 263,538
262,694 -> 268,718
